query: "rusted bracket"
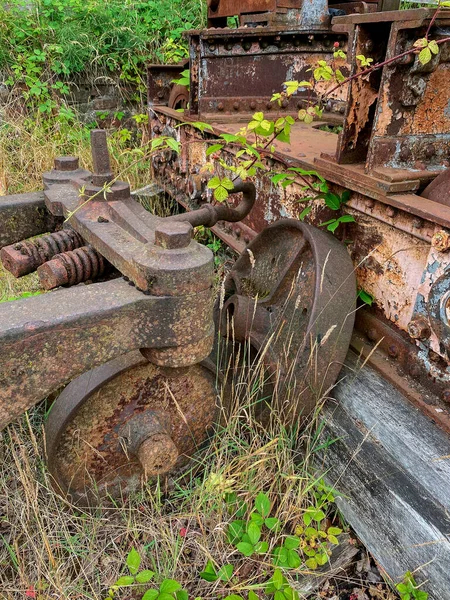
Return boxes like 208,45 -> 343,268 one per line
42,130 -> 254,294
0,277 -> 214,430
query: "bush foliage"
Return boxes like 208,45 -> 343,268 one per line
0,0 -> 205,108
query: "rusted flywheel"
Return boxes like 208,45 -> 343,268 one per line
168,84 -> 190,111
45,351 -> 218,502
220,219 -> 356,423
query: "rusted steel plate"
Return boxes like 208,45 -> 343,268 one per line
0,192 -> 61,248
0,278 -> 214,430
45,351 -> 217,501
188,29 -> 348,119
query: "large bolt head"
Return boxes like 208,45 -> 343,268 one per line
137,434 -> 179,476
154,221 -> 192,249
432,230 -> 450,253
407,316 -> 431,340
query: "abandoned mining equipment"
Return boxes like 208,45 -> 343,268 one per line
147,2 -> 450,597
0,127 -> 355,503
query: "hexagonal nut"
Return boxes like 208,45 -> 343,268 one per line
154,221 -> 193,249
407,316 -> 431,340
431,230 -> 450,253
54,156 -> 79,171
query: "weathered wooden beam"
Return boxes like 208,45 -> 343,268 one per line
319,351 -> 450,600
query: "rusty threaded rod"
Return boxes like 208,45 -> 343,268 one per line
0,229 -> 85,278
37,246 -> 106,290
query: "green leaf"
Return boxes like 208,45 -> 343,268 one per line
284,536 -> 300,550
228,520 -> 245,543
136,570 -> 155,584
419,47 -> 432,65
271,173 -> 289,185
358,289 -> 374,306
299,206 -> 312,221
255,492 -> 271,518
305,558 -> 318,570
250,512 -> 264,527
315,552 -> 329,566
265,517 -> 280,531
191,121 -> 213,132
236,541 -> 254,556
218,564 -> 234,582
327,221 -> 340,233
160,579 -> 182,594
126,548 -> 141,575
247,521 -> 261,545
327,534 -> 339,545
142,591 -> 159,600
397,584 -> 409,593
272,569 -> 284,590
253,111 -> 264,122
207,176 -> 221,190
248,591 -> 260,600
274,591 -> 285,600
166,138 -> 180,153
159,594 -> 177,600
429,40 -> 439,55
223,595 -> 245,600
327,527 -> 342,536
206,143 -> 224,156
254,541 -> 269,554
199,571 -> 217,582
199,560 -> 217,581
114,575 -> 135,586
288,549 -> 301,569
413,38 -> 428,48
221,177 -> 234,191
324,193 -> 341,210
176,591 -> 188,600
220,133 -> 238,142
416,592 -> 429,600
214,185 -> 229,202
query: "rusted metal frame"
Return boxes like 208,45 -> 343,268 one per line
147,60 -> 189,108
189,28 -> 348,119
365,17 -> 450,173
0,192 -> 61,248
333,20 -> 392,164
0,278 -> 214,430
352,310 -> 450,434
154,106 -> 450,229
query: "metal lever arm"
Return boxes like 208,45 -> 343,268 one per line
169,179 -> 256,228
0,278 -> 213,430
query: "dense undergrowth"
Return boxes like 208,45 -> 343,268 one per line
0,0 -> 205,112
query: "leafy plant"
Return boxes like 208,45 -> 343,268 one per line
228,492 -> 280,557
199,560 -> 234,583
142,579 -> 187,600
107,548 -> 155,598
265,568 -> 299,600
396,572 -> 429,600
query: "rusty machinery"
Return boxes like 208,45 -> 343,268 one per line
148,3 -> 450,434
0,127 -> 355,502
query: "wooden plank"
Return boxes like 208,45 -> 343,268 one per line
320,352 -> 450,599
